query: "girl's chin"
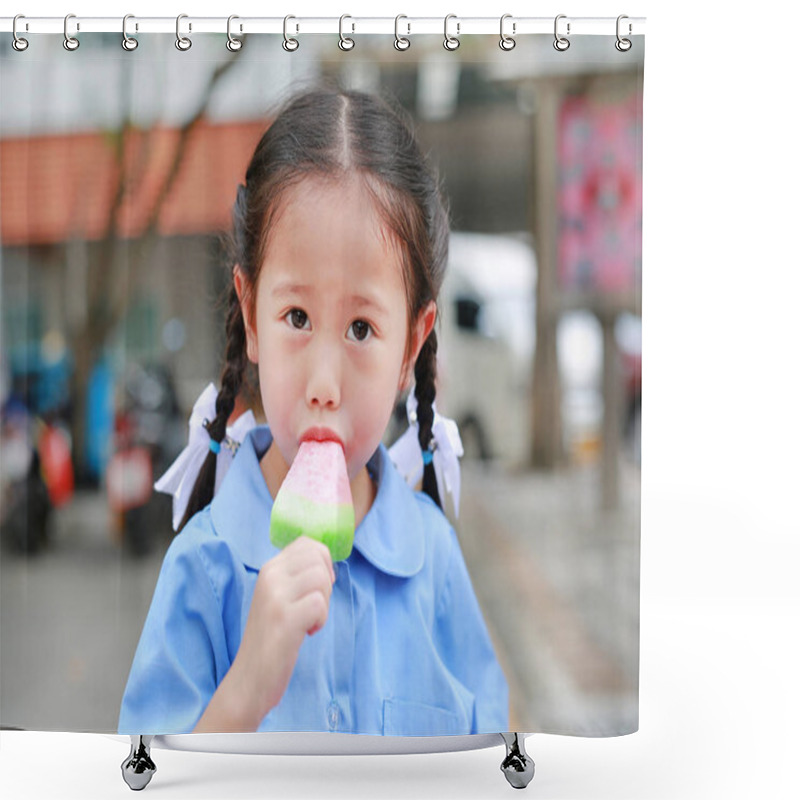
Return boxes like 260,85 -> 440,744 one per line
346,460 -> 367,484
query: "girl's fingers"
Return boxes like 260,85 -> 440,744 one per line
284,562 -> 334,605
278,536 -> 335,583
293,590 -> 330,637
254,537 -> 335,640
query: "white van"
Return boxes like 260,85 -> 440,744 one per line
435,231 -> 606,466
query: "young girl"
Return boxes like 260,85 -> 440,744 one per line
118,86 -> 509,736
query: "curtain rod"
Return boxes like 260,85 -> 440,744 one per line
1,16 -> 645,37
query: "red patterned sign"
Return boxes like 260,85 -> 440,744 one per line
558,92 -> 643,295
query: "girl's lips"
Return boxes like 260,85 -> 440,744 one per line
299,427 -> 344,448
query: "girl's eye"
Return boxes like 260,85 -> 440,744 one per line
286,309 -> 310,330
347,320 -> 373,343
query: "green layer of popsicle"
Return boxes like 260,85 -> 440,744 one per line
270,490 -> 355,562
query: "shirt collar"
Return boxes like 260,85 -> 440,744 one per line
209,425 -> 425,578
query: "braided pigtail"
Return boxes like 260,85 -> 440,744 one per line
177,278 -> 249,532
414,329 -> 442,510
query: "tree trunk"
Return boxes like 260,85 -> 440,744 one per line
529,79 -> 564,470
67,50 -> 242,477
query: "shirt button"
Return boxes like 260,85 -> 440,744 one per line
327,700 -> 340,731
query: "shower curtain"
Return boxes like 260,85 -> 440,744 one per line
0,18 -> 643,741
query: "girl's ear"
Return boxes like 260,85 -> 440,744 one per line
233,265 -> 259,364
400,300 -> 437,393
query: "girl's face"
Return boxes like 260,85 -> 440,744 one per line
236,176 -> 436,485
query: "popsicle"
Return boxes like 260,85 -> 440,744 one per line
269,440 -> 355,562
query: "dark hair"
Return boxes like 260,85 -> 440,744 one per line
178,85 -> 449,532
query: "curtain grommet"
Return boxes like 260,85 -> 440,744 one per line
615,15 -> 632,51
282,15 -> 299,51
499,14 -> 516,51
121,14 -> 138,51
339,14 -> 355,51
175,14 -> 192,51
63,13 -> 80,51
554,14 -> 570,52
12,15 -> 29,51
443,14 -> 460,51
394,14 -> 411,51
226,15 -> 243,52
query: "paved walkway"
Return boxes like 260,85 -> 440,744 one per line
453,456 -> 640,735
0,491 -> 171,732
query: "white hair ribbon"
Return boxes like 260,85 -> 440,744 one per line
154,382 -> 256,531
387,390 -> 464,518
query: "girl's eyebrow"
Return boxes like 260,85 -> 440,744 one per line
350,293 -> 389,315
272,280 -> 388,315
271,280 -> 311,298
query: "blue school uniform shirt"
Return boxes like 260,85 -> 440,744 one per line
118,425 -> 508,736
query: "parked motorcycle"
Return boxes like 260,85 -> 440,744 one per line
106,363 -> 182,556
1,398 -> 74,554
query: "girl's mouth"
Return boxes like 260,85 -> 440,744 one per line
299,427 -> 344,449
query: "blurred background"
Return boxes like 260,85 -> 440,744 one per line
0,31 -> 642,734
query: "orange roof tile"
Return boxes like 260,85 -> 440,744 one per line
0,120 -> 268,246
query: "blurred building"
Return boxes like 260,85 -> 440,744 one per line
1,119 -> 266,403
2,31 -> 643,491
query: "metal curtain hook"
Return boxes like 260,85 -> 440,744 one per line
554,14 -> 570,51
122,14 -> 138,51
499,14 -> 516,51
339,14 -> 355,51
175,13 -> 192,51
227,15 -> 242,51
283,15 -> 299,51
394,14 -> 410,51
63,13 -> 80,51
12,14 -> 29,51
615,14 -> 632,51
443,14 -> 460,51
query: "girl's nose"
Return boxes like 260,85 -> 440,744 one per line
305,340 -> 342,410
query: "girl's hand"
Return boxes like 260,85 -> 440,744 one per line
194,536 -> 334,732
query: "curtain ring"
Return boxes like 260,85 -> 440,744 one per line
553,14 -> 570,51
283,15 -> 299,51
499,14 -> 516,51
122,14 -> 138,51
615,15 -> 632,51
175,14 -> 192,51
226,15 -> 243,51
339,14 -> 355,51
443,14 -> 460,51
12,15 -> 29,52
394,14 -> 410,51
63,13 -> 80,51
